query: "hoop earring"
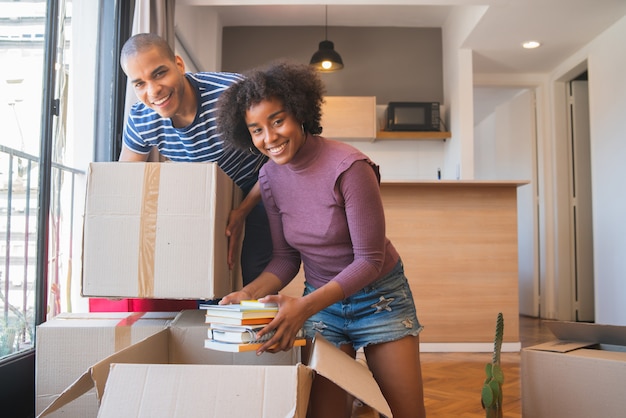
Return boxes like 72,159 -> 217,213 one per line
301,124 -> 305,134
248,146 -> 259,155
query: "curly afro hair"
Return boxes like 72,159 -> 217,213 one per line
217,61 -> 326,151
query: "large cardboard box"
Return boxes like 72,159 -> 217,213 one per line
38,310 -> 305,418
522,321 -> 626,418
35,311 -> 177,418
38,310 -> 390,418
82,162 -> 240,300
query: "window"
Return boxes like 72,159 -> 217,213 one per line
0,0 -> 115,361
1,0 -> 143,413
1,0 -> 49,360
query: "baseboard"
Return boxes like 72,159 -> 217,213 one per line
420,342 -> 521,353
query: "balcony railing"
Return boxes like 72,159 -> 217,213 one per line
0,144 -> 84,358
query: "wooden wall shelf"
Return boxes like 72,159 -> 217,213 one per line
376,131 -> 451,141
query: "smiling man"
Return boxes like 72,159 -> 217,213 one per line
113,33 -> 272,310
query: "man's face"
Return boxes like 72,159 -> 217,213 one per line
123,46 -> 187,119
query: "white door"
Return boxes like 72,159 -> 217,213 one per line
567,79 -> 595,322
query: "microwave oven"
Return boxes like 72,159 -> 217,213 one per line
386,102 -> 440,131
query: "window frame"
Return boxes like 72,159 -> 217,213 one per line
0,1 -> 131,415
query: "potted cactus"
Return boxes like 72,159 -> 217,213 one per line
481,312 -> 504,418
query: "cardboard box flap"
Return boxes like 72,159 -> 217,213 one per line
308,333 -> 393,418
36,371 -> 96,417
97,363 -> 314,418
37,330 -> 170,417
526,340 -> 594,353
545,320 -> 626,346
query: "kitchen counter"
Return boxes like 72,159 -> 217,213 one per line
380,180 -> 528,351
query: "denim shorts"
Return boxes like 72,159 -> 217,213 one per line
302,259 -> 423,351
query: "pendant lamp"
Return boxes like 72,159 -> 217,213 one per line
309,5 -> 344,72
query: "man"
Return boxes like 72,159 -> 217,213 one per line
94,33 -> 271,311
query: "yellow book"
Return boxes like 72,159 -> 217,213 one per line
240,299 -> 279,309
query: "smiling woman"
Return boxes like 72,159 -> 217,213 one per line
216,62 -> 426,418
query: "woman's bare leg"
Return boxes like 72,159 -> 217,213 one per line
303,342 -> 356,418
364,335 -> 426,418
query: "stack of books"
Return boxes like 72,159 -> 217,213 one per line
201,300 -> 306,352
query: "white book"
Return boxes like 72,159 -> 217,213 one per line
204,337 -> 306,353
209,324 -> 274,344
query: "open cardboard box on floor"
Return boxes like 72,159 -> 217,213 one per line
35,311 -> 178,418
38,310 -> 391,418
522,320 -> 626,418
81,162 -> 241,300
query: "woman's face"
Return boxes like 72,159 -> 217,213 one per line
245,98 -> 306,165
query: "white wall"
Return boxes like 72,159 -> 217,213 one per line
547,15 -> 626,325
175,6 -> 222,72
346,140 -> 445,181
583,17 -> 626,325
474,90 -> 536,316
68,0 -> 99,313
442,6 -> 487,180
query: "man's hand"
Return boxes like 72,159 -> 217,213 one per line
218,289 -> 253,305
225,207 -> 245,270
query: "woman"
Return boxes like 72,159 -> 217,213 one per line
217,62 -> 426,418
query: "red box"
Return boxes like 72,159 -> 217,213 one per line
89,298 -> 197,312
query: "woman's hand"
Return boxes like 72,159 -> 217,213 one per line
254,294 -> 311,354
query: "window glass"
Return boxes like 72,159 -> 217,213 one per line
0,0 -> 86,361
0,0 -> 46,359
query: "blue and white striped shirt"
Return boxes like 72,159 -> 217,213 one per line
123,72 -> 267,193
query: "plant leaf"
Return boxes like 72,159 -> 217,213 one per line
489,379 -> 501,401
481,384 -> 494,408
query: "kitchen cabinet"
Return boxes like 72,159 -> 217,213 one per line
321,96 -> 377,141
321,96 -> 451,142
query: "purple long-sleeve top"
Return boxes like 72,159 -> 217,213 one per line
258,135 -> 400,298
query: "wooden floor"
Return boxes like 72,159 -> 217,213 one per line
353,315 -> 555,418
419,315 -> 554,418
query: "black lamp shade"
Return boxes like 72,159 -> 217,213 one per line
310,40 -> 344,72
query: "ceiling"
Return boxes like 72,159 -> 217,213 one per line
180,0 -> 626,74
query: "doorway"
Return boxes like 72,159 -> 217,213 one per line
565,71 -> 595,322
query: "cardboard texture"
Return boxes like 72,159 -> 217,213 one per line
38,311 -> 391,418
522,321 -> 626,418
37,310 -> 303,418
97,363 -> 313,418
81,162 -> 240,300
35,311 -> 177,418
95,333 -> 390,418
